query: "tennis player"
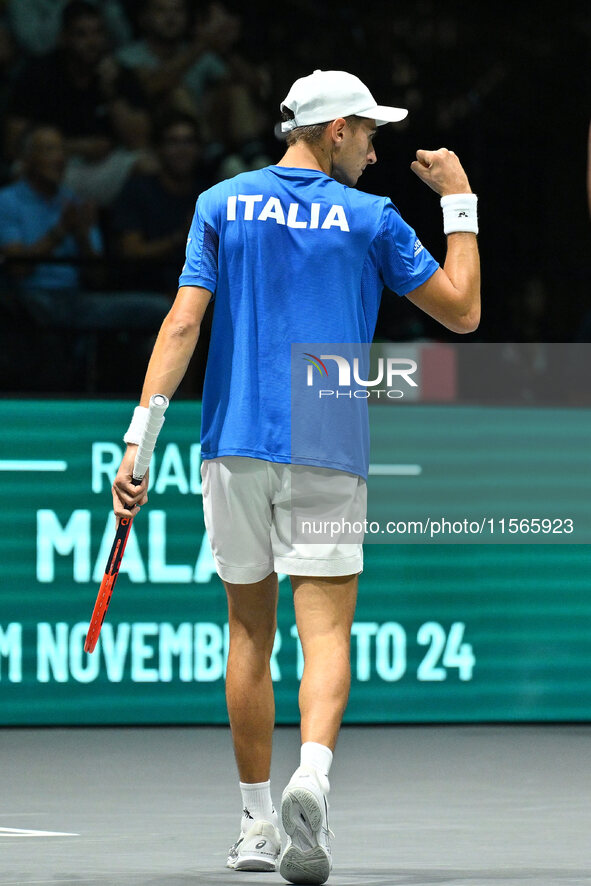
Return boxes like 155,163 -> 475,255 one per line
112,69 -> 480,884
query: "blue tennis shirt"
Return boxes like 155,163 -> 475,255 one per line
179,165 -> 438,478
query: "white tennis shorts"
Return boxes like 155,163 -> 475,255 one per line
201,456 -> 366,583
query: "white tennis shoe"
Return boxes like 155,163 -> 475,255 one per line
226,819 -> 281,871
279,765 -> 333,885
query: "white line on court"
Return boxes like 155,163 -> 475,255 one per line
368,464 -> 422,476
0,827 -> 79,837
0,460 -> 68,472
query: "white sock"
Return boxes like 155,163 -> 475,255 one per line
240,780 -> 277,832
300,741 -> 333,778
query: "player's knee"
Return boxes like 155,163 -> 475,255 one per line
228,617 -> 277,655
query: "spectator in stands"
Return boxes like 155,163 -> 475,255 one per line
199,3 -> 272,177
0,123 -> 171,392
110,112 -> 209,292
0,123 -> 102,390
7,0 -> 132,56
0,125 -> 102,296
116,0 -> 230,116
115,0 -> 270,173
5,0 -> 150,205
108,111 -> 213,395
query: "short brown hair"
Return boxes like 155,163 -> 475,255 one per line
282,110 -> 362,147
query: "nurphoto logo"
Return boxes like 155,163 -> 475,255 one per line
303,352 -> 417,400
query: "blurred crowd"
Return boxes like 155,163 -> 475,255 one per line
0,0 -> 588,394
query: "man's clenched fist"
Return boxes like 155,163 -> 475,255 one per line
410,148 -> 472,197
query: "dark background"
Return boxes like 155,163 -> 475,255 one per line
0,0 -> 589,395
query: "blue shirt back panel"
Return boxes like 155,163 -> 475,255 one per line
179,165 -> 438,478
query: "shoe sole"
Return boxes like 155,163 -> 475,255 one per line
231,855 -> 278,871
280,787 -> 330,885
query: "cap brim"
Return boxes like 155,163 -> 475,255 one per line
357,105 -> 408,125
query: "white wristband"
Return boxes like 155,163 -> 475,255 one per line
440,193 -> 478,235
123,406 -> 149,445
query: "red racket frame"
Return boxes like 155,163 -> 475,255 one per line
83,393 -> 168,654
84,515 -> 134,654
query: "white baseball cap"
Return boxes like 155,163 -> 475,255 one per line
280,69 -> 408,132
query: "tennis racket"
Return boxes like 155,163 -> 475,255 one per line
84,393 -> 169,654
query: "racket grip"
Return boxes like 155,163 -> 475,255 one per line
133,394 -> 169,480
123,476 -> 142,511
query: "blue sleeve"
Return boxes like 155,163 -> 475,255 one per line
373,201 -> 439,296
178,193 -> 219,294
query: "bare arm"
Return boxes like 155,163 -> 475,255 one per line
112,285 -> 212,517
138,285 -> 211,404
405,234 -> 480,333
405,148 -> 480,333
